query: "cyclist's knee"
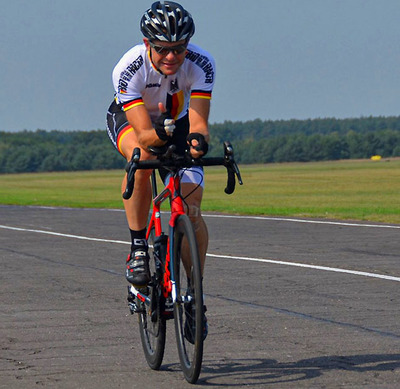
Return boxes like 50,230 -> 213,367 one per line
134,168 -> 153,184
120,131 -> 152,162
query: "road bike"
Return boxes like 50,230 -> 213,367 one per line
124,141 -> 242,383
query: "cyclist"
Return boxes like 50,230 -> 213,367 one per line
106,0 -> 215,323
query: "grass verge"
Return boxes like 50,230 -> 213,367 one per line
0,159 -> 399,224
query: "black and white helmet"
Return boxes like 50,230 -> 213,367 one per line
140,1 -> 195,42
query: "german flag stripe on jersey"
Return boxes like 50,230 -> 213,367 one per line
170,91 -> 185,120
191,90 -> 212,100
122,98 -> 144,112
116,124 -> 134,157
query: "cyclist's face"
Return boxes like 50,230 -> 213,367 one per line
144,38 -> 188,75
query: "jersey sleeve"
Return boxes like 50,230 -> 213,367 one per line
112,46 -> 146,112
185,45 -> 216,101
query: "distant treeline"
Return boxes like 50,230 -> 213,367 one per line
1,116 -> 399,173
210,116 -> 400,163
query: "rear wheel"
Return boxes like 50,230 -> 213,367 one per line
173,214 -> 204,384
137,226 -> 166,370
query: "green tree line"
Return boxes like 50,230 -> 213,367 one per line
0,130 -> 124,173
1,116 -> 400,173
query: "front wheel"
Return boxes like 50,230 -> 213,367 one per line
173,214 -> 204,384
137,226 -> 166,370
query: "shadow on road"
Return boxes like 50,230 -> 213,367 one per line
192,353 -> 400,386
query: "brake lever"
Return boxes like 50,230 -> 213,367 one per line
223,141 -> 243,184
222,141 -> 243,194
163,144 -> 177,160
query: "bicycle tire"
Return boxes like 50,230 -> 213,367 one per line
137,226 -> 166,370
173,214 -> 204,384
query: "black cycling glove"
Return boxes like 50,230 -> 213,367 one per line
154,111 -> 175,141
187,133 -> 209,155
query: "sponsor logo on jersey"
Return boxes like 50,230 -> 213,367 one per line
145,82 -> 161,88
186,50 -> 214,84
118,55 -> 144,94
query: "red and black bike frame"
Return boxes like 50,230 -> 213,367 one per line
126,142 -> 242,307
129,170 -> 185,307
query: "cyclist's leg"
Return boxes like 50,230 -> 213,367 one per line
180,180 -> 209,344
181,182 -> 208,275
107,103 -> 153,285
108,107 -> 153,233
119,132 -> 153,232
120,131 -> 155,285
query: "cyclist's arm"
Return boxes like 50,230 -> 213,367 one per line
125,104 -> 167,149
188,98 -> 210,157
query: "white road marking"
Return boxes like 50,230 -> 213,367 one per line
16,206 -> 400,229
0,224 -> 129,245
207,253 -> 400,282
203,214 -> 400,229
1,223 -> 399,282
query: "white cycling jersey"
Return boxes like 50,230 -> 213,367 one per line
112,43 -> 216,121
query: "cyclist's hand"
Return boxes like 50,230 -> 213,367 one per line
187,132 -> 209,158
154,103 -> 175,141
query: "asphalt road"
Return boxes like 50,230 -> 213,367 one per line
1,205 -> 400,388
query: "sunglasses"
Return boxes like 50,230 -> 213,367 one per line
148,41 -> 188,56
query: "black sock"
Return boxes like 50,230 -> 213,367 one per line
130,228 -> 147,252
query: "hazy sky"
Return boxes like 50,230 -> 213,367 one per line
1,0 -> 399,131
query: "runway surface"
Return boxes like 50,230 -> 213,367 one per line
1,205 -> 400,388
